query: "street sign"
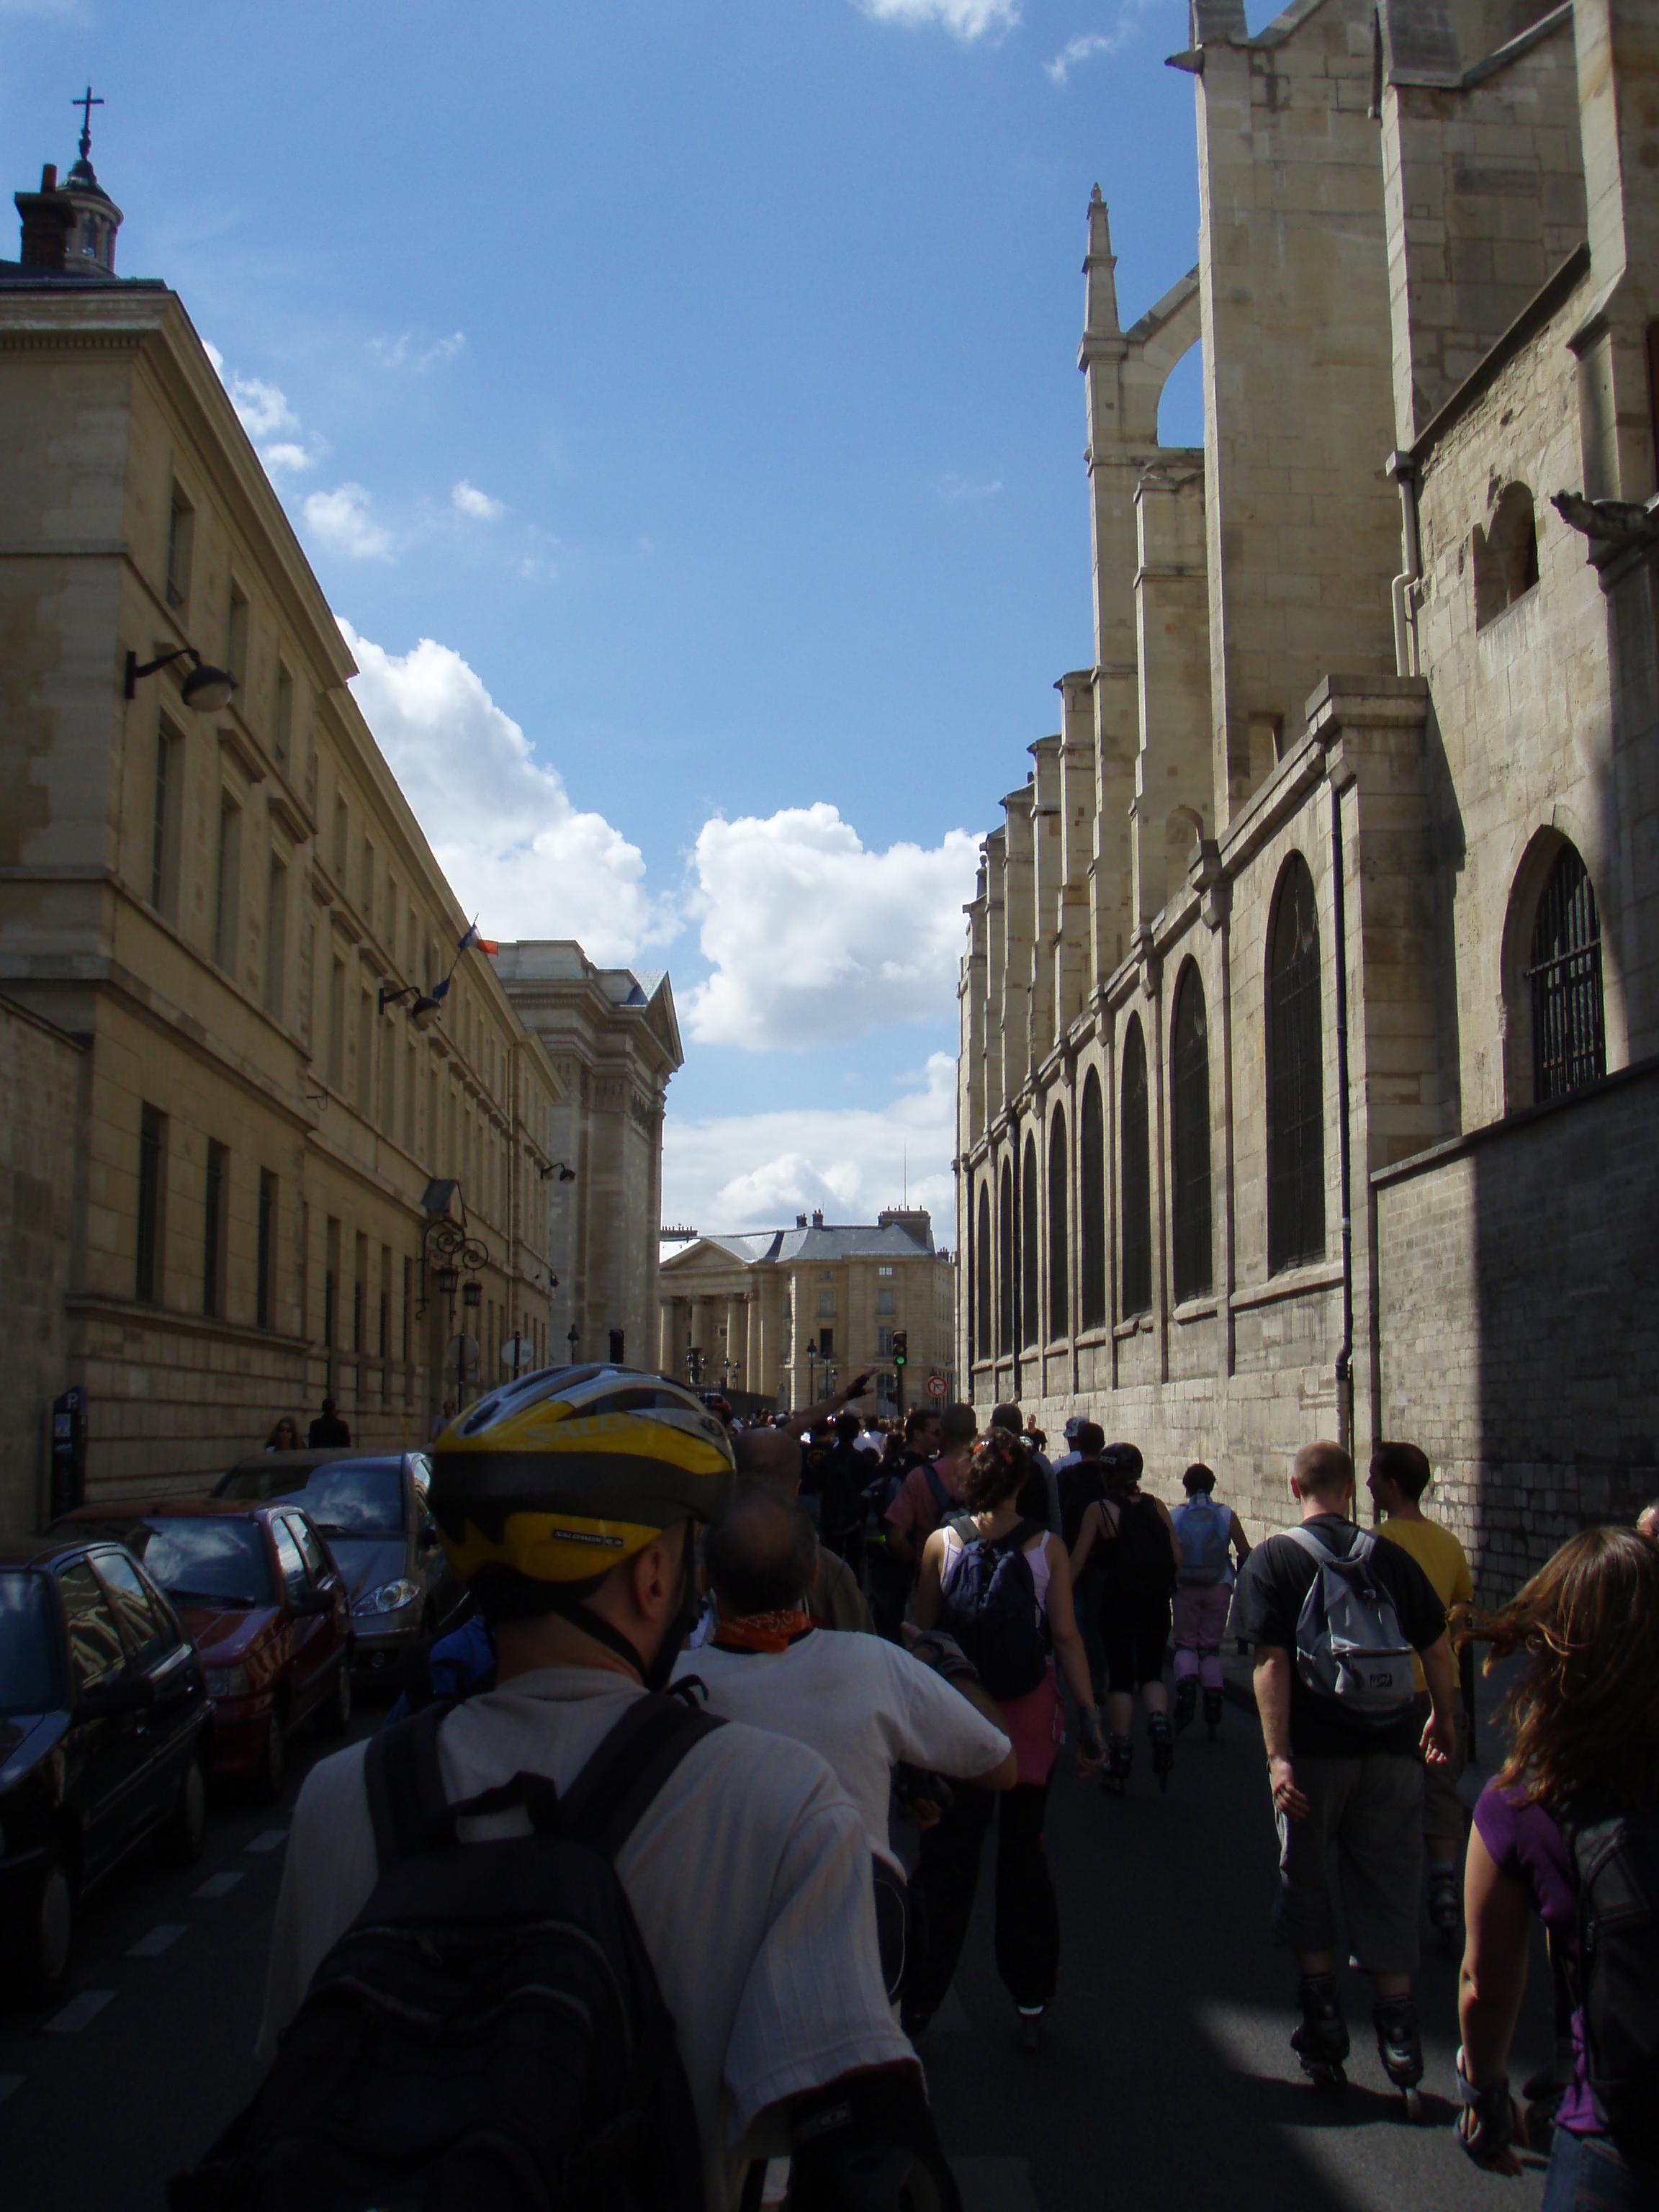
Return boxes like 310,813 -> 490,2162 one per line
444,1334 -> 480,1382
927,1374 -> 947,1399
501,1334 -> 536,1376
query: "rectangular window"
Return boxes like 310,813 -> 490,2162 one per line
357,989 -> 374,1115
353,1231 -> 367,1395
877,1264 -> 894,1277
328,960 -> 346,1089
404,1041 -> 417,1152
325,1215 -> 341,1354
227,582 -> 249,688
165,482 -> 194,611
274,664 -> 293,765
136,1103 -> 166,1303
213,792 -> 241,971
150,722 -> 182,920
379,1014 -> 396,1128
401,1255 -> 413,1393
876,1326 -> 894,1357
361,837 -> 374,924
256,1169 -> 276,1331
203,1139 -> 228,1318
333,793 -> 349,878
818,1291 -> 835,1317
876,1287 -> 895,1315
264,855 -> 287,1018
818,1327 -> 835,1359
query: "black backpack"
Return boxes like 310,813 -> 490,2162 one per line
938,1519 -> 1049,1701
1103,1493 -> 1178,1607
1563,1799 -> 1659,2183
169,1694 -> 721,2212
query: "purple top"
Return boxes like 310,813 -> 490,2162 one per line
1471,1780 -> 1597,2136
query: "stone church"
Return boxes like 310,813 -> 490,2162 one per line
956,0 -> 1658,1595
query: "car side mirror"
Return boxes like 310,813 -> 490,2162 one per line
289,1588 -> 334,1617
81,1671 -> 156,1719
419,1514 -> 439,1548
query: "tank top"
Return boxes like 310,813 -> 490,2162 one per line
940,1519 -> 1053,1629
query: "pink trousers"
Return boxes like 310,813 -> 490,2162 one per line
1172,1583 -> 1231,1689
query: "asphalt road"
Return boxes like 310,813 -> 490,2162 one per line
0,1680 -> 1557,2211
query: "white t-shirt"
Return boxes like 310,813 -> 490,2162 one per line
675,1632 -> 1010,1874
257,1667 -> 911,2212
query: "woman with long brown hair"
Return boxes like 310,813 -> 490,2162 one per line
1455,1525 -> 1659,2205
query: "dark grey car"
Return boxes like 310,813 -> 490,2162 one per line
212,1452 -> 463,1684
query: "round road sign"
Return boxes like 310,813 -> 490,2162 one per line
926,1375 -> 947,1399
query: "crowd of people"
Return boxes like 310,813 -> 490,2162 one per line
171,1364 -> 1658,2212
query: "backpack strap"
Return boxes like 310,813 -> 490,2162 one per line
921,1463 -> 949,1515
1282,1522 -> 1371,1569
365,1699 -> 461,1871
994,1518 -> 1045,1556
559,1691 -> 727,1861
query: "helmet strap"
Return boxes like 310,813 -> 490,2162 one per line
548,1521 -> 700,1694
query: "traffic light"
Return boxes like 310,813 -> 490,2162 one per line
892,1330 -> 907,1369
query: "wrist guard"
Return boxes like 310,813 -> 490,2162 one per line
906,1630 -> 980,1690
894,1765 -> 954,1820
1455,2049 -> 1515,2167
788,2065 -> 961,2212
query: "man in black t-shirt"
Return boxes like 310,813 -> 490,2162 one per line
306,1396 -> 350,1448
1057,1424 -> 1109,1697
1233,1441 -> 1457,2105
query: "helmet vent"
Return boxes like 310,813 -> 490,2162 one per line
462,1398 -> 501,1434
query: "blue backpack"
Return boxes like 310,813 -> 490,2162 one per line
1174,1496 -> 1232,1587
939,1520 -> 1049,1701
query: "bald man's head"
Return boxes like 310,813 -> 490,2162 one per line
706,1487 -> 818,1617
1291,1440 -> 1355,1506
732,1425 -> 803,1501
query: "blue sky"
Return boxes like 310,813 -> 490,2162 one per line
5,0 -> 1206,1238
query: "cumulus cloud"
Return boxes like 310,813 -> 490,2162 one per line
683,804 -> 980,1051
858,0 -> 1018,34
1046,0 -> 1171,78
204,343 -> 326,472
662,1055 -> 958,1235
304,483 -> 395,560
938,469 -> 1003,500
451,480 -> 505,521
369,331 -> 466,370
340,621 -> 671,961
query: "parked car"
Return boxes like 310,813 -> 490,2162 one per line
55,1501 -> 353,1802
212,1452 -> 462,1684
0,1533 -> 212,2002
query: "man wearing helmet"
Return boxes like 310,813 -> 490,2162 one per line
258,1367 -> 952,2211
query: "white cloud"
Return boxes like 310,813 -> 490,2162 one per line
683,804 -> 980,1050
662,1055 -> 958,1236
260,441 -> 317,475
858,0 -> 1018,35
204,343 -> 328,473
304,483 -> 395,561
1046,30 -> 1116,79
340,621 -> 671,962
938,469 -> 1003,500
451,480 -> 505,522
369,331 -> 466,370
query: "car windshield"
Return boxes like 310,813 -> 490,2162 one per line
219,1459 -> 405,1539
0,1571 -> 58,1714
122,1519 -> 274,1609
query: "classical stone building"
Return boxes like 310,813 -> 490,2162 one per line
660,1210 -> 956,1416
956,0 -> 1658,1596
0,131 -> 670,1518
491,943 -> 682,1375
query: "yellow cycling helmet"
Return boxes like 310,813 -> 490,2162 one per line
430,1364 -> 735,1590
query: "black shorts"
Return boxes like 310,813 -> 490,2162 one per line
1103,1610 -> 1172,1694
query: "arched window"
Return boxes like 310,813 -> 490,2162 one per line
1170,961 -> 1212,1303
1267,853 -> 1326,1274
1475,484 -> 1540,626
1021,1136 -> 1040,1348
1529,843 -> 1605,1102
1120,1016 -> 1152,1317
1048,1110 -> 1069,1339
1079,1070 -> 1106,1331
997,1159 -> 1014,1356
976,1182 -> 992,1362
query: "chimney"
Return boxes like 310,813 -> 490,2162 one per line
16,168 -> 74,272
796,1213 -> 807,1228
811,1208 -> 824,1228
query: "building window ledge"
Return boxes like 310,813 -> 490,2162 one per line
1113,1312 -> 1152,1341
1228,1259 -> 1342,1315
1172,1297 -> 1218,1323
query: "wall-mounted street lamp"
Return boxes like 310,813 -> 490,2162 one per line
379,981 -> 444,1030
566,1324 -> 580,1359
124,644 -> 235,714
539,1159 -> 577,1182
462,1279 -> 482,1312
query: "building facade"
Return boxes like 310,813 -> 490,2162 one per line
491,943 -> 683,1375
956,0 -> 1659,1596
659,1210 -> 956,1416
0,138 -> 634,1519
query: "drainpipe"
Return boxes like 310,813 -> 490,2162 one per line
1331,781 -> 1356,1470
1389,454 -> 1421,677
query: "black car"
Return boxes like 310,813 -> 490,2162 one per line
0,1534 -> 212,2001
212,1452 -> 462,1682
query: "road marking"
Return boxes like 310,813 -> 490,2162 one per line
0,2075 -> 23,2103
953,2158 -> 1039,2212
193,1870 -> 245,1899
127,1923 -> 187,1958
46,1990 -> 115,2034
246,1830 -> 288,1853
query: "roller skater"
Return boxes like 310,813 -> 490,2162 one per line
1290,1972 -> 1349,2093
1149,1710 -> 1174,1792
1102,1733 -> 1133,1797
1232,1442 -> 1460,2116
1069,1443 -> 1180,1799
1202,1686 -> 1226,1742
1172,1464 -> 1251,1739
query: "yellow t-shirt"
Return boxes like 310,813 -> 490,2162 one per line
1378,1515 -> 1474,1694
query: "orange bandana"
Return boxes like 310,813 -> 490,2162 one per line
710,1601 -> 816,1655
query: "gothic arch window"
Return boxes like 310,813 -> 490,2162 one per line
1475,484 -> 1540,626
1170,961 -> 1213,1303
997,1158 -> 1014,1357
1079,1069 -> 1107,1331
1120,1016 -> 1152,1318
976,1181 -> 992,1362
1048,1109 -> 1069,1340
1267,853 -> 1326,1274
1527,842 -> 1606,1102
1022,1135 -> 1040,1348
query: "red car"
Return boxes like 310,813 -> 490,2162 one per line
57,1501 -> 353,1799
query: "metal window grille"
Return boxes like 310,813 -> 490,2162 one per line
1080,1071 -> 1106,1330
1170,965 -> 1213,1303
1527,845 -> 1605,1103
1267,856 -> 1326,1274
1120,1019 -> 1152,1316
1021,1138 -> 1040,1347
1048,1111 -> 1069,1339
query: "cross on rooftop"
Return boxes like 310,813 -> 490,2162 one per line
73,85 -> 103,160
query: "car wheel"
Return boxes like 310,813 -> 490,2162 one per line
251,1709 -> 286,1804
314,1656 -> 352,1739
19,1844 -> 76,2005
158,1752 -> 209,1866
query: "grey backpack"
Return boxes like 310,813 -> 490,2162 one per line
1282,1524 -> 1416,1725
